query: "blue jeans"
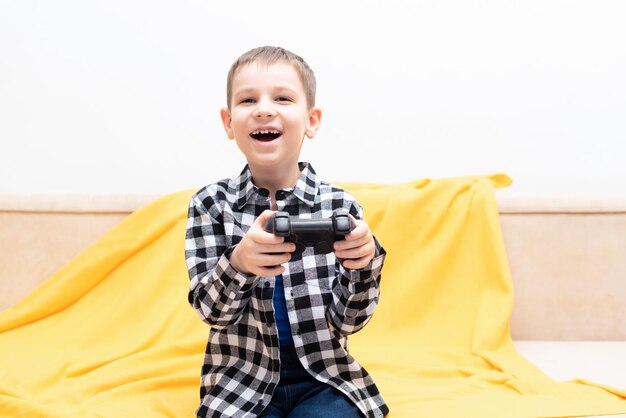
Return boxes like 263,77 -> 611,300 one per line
258,348 -> 363,418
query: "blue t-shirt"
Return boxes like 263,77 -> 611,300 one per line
273,274 -> 294,348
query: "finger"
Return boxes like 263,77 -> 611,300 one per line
255,252 -> 292,267
344,220 -> 369,240
335,245 -> 373,261
334,233 -> 371,251
254,243 -> 296,256
254,265 -> 286,278
334,221 -> 366,250
246,222 -> 285,244
257,209 -> 276,222
253,230 -> 286,245
255,209 -> 277,228
263,242 -> 297,253
341,256 -> 372,270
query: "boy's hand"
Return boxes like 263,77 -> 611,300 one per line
230,210 -> 296,277
333,217 -> 376,270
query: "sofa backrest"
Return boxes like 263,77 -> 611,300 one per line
1,192 -> 625,340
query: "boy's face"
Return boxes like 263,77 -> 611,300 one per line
220,61 -> 321,179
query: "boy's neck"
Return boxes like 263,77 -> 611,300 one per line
249,162 -> 302,199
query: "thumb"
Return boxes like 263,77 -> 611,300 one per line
255,209 -> 276,228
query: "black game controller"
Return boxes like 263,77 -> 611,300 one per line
264,209 -> 356,253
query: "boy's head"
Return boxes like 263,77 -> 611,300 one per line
226,46 -> 316,110
220,46 -> 322,184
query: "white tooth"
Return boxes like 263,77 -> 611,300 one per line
251,129 -> 280,135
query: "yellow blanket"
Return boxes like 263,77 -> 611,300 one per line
1,175 -> 625,417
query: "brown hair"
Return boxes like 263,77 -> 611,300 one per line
226,46 -> 316,110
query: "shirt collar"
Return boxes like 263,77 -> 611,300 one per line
235,162 -> 320,210
291,162 -> 320,207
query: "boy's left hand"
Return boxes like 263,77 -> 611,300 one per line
333,217 -> 376,270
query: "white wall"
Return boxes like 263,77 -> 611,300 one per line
1,0 -> 625,196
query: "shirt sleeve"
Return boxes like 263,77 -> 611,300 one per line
185,194 -> 256,329
327,199 -> 386,336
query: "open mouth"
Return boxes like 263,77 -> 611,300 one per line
250,129 -> 282,142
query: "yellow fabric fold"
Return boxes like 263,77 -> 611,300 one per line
1,176 -> 624,417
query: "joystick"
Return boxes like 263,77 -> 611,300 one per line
264,209 -> 356,253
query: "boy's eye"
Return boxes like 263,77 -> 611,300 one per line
275,96 -> 292,102
239,98 -> 255,104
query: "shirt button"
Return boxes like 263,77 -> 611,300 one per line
264,281 -> 270,287
257,399 -> 263,405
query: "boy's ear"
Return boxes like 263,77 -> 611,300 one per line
305,107 -> 322,139
220,108 -> 235,139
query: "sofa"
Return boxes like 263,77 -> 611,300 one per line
1,182 -> 625,417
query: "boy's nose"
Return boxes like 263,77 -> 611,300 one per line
253,99 -> 276,118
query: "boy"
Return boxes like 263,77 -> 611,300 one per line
185,46 -> 388,418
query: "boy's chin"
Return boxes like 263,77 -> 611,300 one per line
247,157 -> 297,169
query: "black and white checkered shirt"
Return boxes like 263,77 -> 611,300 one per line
185,163 -> 389,418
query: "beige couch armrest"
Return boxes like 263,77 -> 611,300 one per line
497,192 -> 626,340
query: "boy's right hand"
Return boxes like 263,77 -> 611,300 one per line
230,210 -> 296,277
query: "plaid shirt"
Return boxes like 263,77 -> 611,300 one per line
185,163 -> 388,418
